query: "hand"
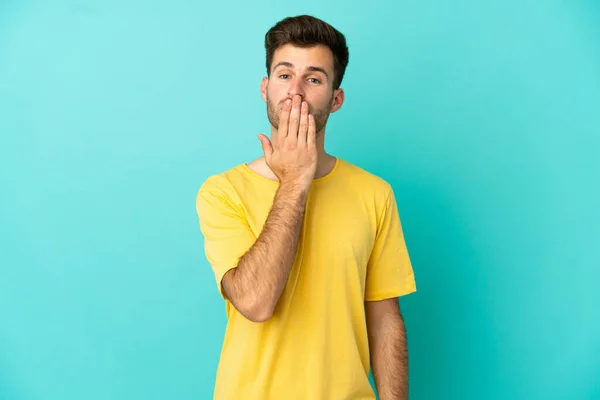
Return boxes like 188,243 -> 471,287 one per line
258,95 -> 318,189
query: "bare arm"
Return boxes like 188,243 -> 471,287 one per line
366,297 -> 409,400
221,182 -> 308,322
222,95 -> 317,322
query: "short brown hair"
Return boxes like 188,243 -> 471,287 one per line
264,15 -> 349,90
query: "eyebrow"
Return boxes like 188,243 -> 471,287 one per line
272,61 -> 329,80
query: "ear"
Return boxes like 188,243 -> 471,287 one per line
260,77 -> 268,102
330,88 -> 345,113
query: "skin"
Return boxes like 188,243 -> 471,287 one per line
366,298 -> 409,400
222,43 -> 409,398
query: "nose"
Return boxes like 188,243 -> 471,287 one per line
287,77 -> 305,99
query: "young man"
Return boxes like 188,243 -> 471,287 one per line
196,15 -> 416,400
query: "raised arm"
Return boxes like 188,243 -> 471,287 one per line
222,95 -> 317,322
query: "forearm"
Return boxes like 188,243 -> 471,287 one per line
369,312 -> 409,400
223,182 -> 308,321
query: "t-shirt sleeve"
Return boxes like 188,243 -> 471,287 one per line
195,177 -> 257,299
365,186 -> 416,301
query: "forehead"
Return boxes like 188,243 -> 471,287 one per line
271,44 -> 334,73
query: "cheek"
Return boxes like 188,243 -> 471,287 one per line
307,95 -> 331,112
267,85 -> 287,101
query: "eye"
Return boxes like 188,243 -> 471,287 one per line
308,78 -> 321,84
279,74 -> 290,79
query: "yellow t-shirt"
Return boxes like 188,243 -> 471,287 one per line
195,157 -> 416,400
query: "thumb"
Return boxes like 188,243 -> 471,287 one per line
257,134 -> 273,157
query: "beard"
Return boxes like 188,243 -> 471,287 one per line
266,94 -> 331,135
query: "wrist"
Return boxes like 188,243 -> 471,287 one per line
277,181 -> 310,202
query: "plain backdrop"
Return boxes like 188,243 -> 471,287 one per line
1,0 -> 599,399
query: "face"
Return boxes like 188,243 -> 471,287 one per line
260,44 -> 344,135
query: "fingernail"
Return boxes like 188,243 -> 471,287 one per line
285,99 -> 291,105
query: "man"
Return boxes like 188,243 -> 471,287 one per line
196,15 -> 416,400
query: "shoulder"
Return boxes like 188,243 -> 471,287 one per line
197,163 -> 248,194
195,165 -> 255,225
336,158 -> 393,198
196,164 -> 250,212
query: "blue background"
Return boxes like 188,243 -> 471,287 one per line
1,1 -> 599,399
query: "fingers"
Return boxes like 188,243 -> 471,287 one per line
297,101 -> 308,144
278,98 -> 292,139
287,95 -> 302,142
307,114 -> 316,146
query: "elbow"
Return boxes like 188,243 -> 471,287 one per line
239,300 -> 275,323
223,269 -> 276,322
245,308 -> 274,323
227,284 -> 274,322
